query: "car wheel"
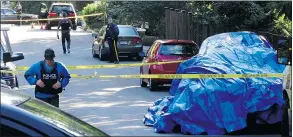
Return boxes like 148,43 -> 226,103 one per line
46,24 -> 51,30
99,48 -> 106,61
149,71 -> 157,91
140,72 -> 147,87
73,24 -> 77,30
136,55 -> 143,61
92,44 -> 98,58
21,17 -> 31,25
281,90 -> 290,136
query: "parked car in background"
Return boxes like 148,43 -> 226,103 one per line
1,8 -> 38,24
92,25 -> 143,61
139,40 -> 199,91
1,27 -> 24,89
39,2 -> 77,30
1,86 -> 109,136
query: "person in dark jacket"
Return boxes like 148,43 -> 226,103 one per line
24,48 -> 71,107
57,12 -> 73,54
104,15 -> 119,64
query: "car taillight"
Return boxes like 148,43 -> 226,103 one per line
132,37 -> 142,44
68,13 -> 75,17
49,12 -> 56,17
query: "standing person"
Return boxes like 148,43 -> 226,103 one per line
15,2 -> 22,25
57,12 -> 73,54
24,48 -> 71,108
104,15 -> 119,64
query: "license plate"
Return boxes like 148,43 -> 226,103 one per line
119,41 -> 128,45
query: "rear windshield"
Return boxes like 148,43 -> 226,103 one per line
158,43 -> 198,56
118,27 -> 138,36
51,5 -> 74,13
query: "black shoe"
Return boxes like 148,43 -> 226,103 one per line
68,49 -> 70,53
63,51 -> 66,54
114,61 -> 119,64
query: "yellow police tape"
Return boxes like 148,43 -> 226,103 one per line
0,13 -> 104,22
0,70 -> 284,79
15,60 -> 185,71
69,73 -> 285,79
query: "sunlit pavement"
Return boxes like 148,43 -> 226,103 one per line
8,25 -> 178,136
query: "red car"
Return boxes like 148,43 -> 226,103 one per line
140,40 -> 199,91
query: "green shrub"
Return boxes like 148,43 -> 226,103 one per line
82,1 -> 106,31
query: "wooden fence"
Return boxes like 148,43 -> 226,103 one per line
164,7 -> 291,49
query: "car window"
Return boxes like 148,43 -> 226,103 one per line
51,5 -> 74,13
0,46 -> 3,61
1,32 -> 8,52
1,30 -> 12,53
158,43 -> 198,56
3,9 -> 15,15
118,27 -> 138,36
1,9 -> 5,15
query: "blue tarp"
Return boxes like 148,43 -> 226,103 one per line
143,32 -> 286,135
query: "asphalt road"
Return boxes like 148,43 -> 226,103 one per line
8,25 -> 179,136
7,25 -> 290,137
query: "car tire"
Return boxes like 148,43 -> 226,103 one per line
99,48 -> 106,61
281,90 -> 290,136
46,24 -> 51,30
73,24 -> 77,30
140,72 -> 147,87
149,71 -> 157,91
21,17 -> 31,25
136,55 -> 143,61
92,44 -> 98,58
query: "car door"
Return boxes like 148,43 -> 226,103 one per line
2,9 -> 18,23
1,9 -> 7,23
142,42 -> 159,74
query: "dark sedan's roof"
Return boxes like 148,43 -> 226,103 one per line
1,87 -> 109,136
1,86 -> 31,106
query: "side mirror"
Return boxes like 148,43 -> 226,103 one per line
138,51 -> 146,57
3,52 -> 12,63
11,52 -> 24,62
3,52 -> 24,63
277,39 -> 291,65
92,32 -> 98,38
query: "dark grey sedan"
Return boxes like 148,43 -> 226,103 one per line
92,25 -> 143,61
1,8 -> 38,24
1,86 -> 109,137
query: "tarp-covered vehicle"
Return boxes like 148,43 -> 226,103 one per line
143,32 -> 290,135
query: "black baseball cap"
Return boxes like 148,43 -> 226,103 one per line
44,48 -> 55,60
